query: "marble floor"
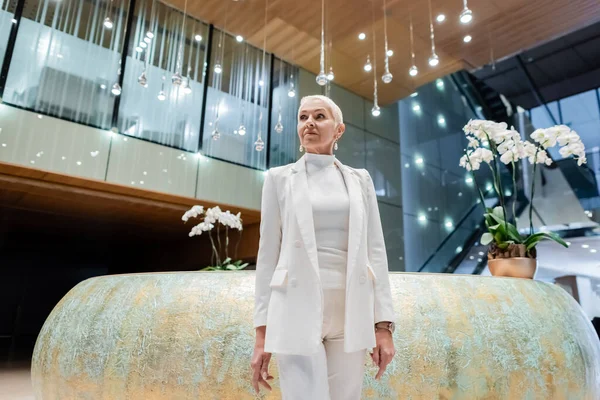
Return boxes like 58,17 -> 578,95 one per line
0,363 -> 34,400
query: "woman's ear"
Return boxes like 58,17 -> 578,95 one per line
337,123 -> 346,137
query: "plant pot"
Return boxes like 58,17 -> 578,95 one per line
488,257 -> 537,279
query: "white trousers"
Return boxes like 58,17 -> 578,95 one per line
276,288 -> 367,400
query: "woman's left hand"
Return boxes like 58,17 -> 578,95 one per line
371,329 -> 396,380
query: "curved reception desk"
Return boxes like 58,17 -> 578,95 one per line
32,272 -> 600,399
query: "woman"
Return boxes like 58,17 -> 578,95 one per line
251,95 -> 396,399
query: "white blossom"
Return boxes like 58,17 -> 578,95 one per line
204,206 -> 222,224
182,205 -> 204,222
468,137 -> 479,148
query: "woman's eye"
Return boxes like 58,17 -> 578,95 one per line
300,115 -> 307,120
317,114 -> 325,119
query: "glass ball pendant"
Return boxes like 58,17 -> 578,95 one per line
327,67 -> 334,81
288,87 -> 296,98
409,65 -> 419,76
428,53 -> 439,67
157,90 -> 166,101
371,105 -> 381,117
382,72 -> 393,84
274,121 -> 283,133
172,72 -> 182,86
316,72 -> 328,86
238,125 -> 246,136
364,55 -> 372,72
111,83 -> 121,96
214,64 -> 222,74
254,137 -> 265,152
211,129 -> 220,140
137,70 -> 148,87
460,7 -> 473,24
103,17 -> 113,29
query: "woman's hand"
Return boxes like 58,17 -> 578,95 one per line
251,326 -> 274,394
371,328 -> 395,380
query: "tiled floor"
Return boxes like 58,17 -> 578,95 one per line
0,363 -> 34,400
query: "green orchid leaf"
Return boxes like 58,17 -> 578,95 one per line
492,206 -> 505,221
201,267 -> 217,271
223,257 -> 232,265
236,263 -> 249,270
225,264 -> 238,270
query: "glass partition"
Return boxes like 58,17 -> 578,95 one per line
117,0 -> 209,152
3,0 -> 130,129
0,0 -> 16,68
201,30 -> 270,170
268,57 -> 299,168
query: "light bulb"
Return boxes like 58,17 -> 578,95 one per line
409,65 -> 418,76
135,46 -> 143,53
316,72 -> 328,86
327,68 -> 334,81
436,14 -> 446,22
288,88 -> 296,98
194,34 -> 202,42
111,83 -> 121,96
143,37 -> 151,44
146,31 -> 154,39
157,90 -> 166,101
460,7 -> 473,24
463,35 -> 472,43
103,17 -> 113,29
429,53 -> 439,67
382,72 -> 393,84
238,125 -> 246,136
214,64 -> 222,74
371,105 -> 381,117
140,42 -> 147,49
386,49 -> 394,57
236,35 -> 244,42
358,32 -> 366,40
259,79 -> 264,87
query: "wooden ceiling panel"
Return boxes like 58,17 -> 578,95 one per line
165,0 -> 600,105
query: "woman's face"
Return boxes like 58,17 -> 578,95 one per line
297,98 -> 345,155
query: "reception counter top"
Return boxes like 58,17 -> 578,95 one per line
31,271 -> 600,399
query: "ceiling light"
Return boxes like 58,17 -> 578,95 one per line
477,258 -> 482,262
436,14 -> 446,22
103,17 -> 113,29
146,31 -> 154,39
445,220 -> 453,228
463,35 -> 472,43
409,65 -> 418,77
371,105 -> 381,117
478,251 -> 484,256
139,41 -> 147,48
143,37 -> 151,44
386,49 -> 394,57
591,249 -> 597,253
135,46 -> 143,53
469,256 -> 474,260
466,177 -> 473,184
410,92 -> 418,97
194,34 -> 202,42
236,35 -> 244,42
582,244 -> 590,249
418,214 -> 427,223
415,157 -> 424,165
358,32 -> 366,40
412,104 -> 421,112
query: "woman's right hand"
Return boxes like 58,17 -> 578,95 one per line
251,326 -> 273,394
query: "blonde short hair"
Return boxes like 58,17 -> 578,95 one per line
299,95 -> 344,126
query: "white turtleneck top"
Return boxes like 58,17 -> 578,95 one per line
304,153 -> 350,289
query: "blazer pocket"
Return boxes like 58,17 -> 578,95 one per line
269,269 -> 289,288
366,265 -> 377,281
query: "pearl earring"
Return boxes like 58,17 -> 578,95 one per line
299,145 -> 304,152
334,141 -> 339,151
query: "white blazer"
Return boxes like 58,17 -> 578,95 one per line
254,155 -> 395,356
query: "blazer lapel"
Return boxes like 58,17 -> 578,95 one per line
335,159 -> 364,284
291,156 -> 320,278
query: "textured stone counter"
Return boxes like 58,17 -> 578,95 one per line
31,272 -> 600,399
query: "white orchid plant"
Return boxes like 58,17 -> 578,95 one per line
460,120 -> 586,260
182,205 -> 248,271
